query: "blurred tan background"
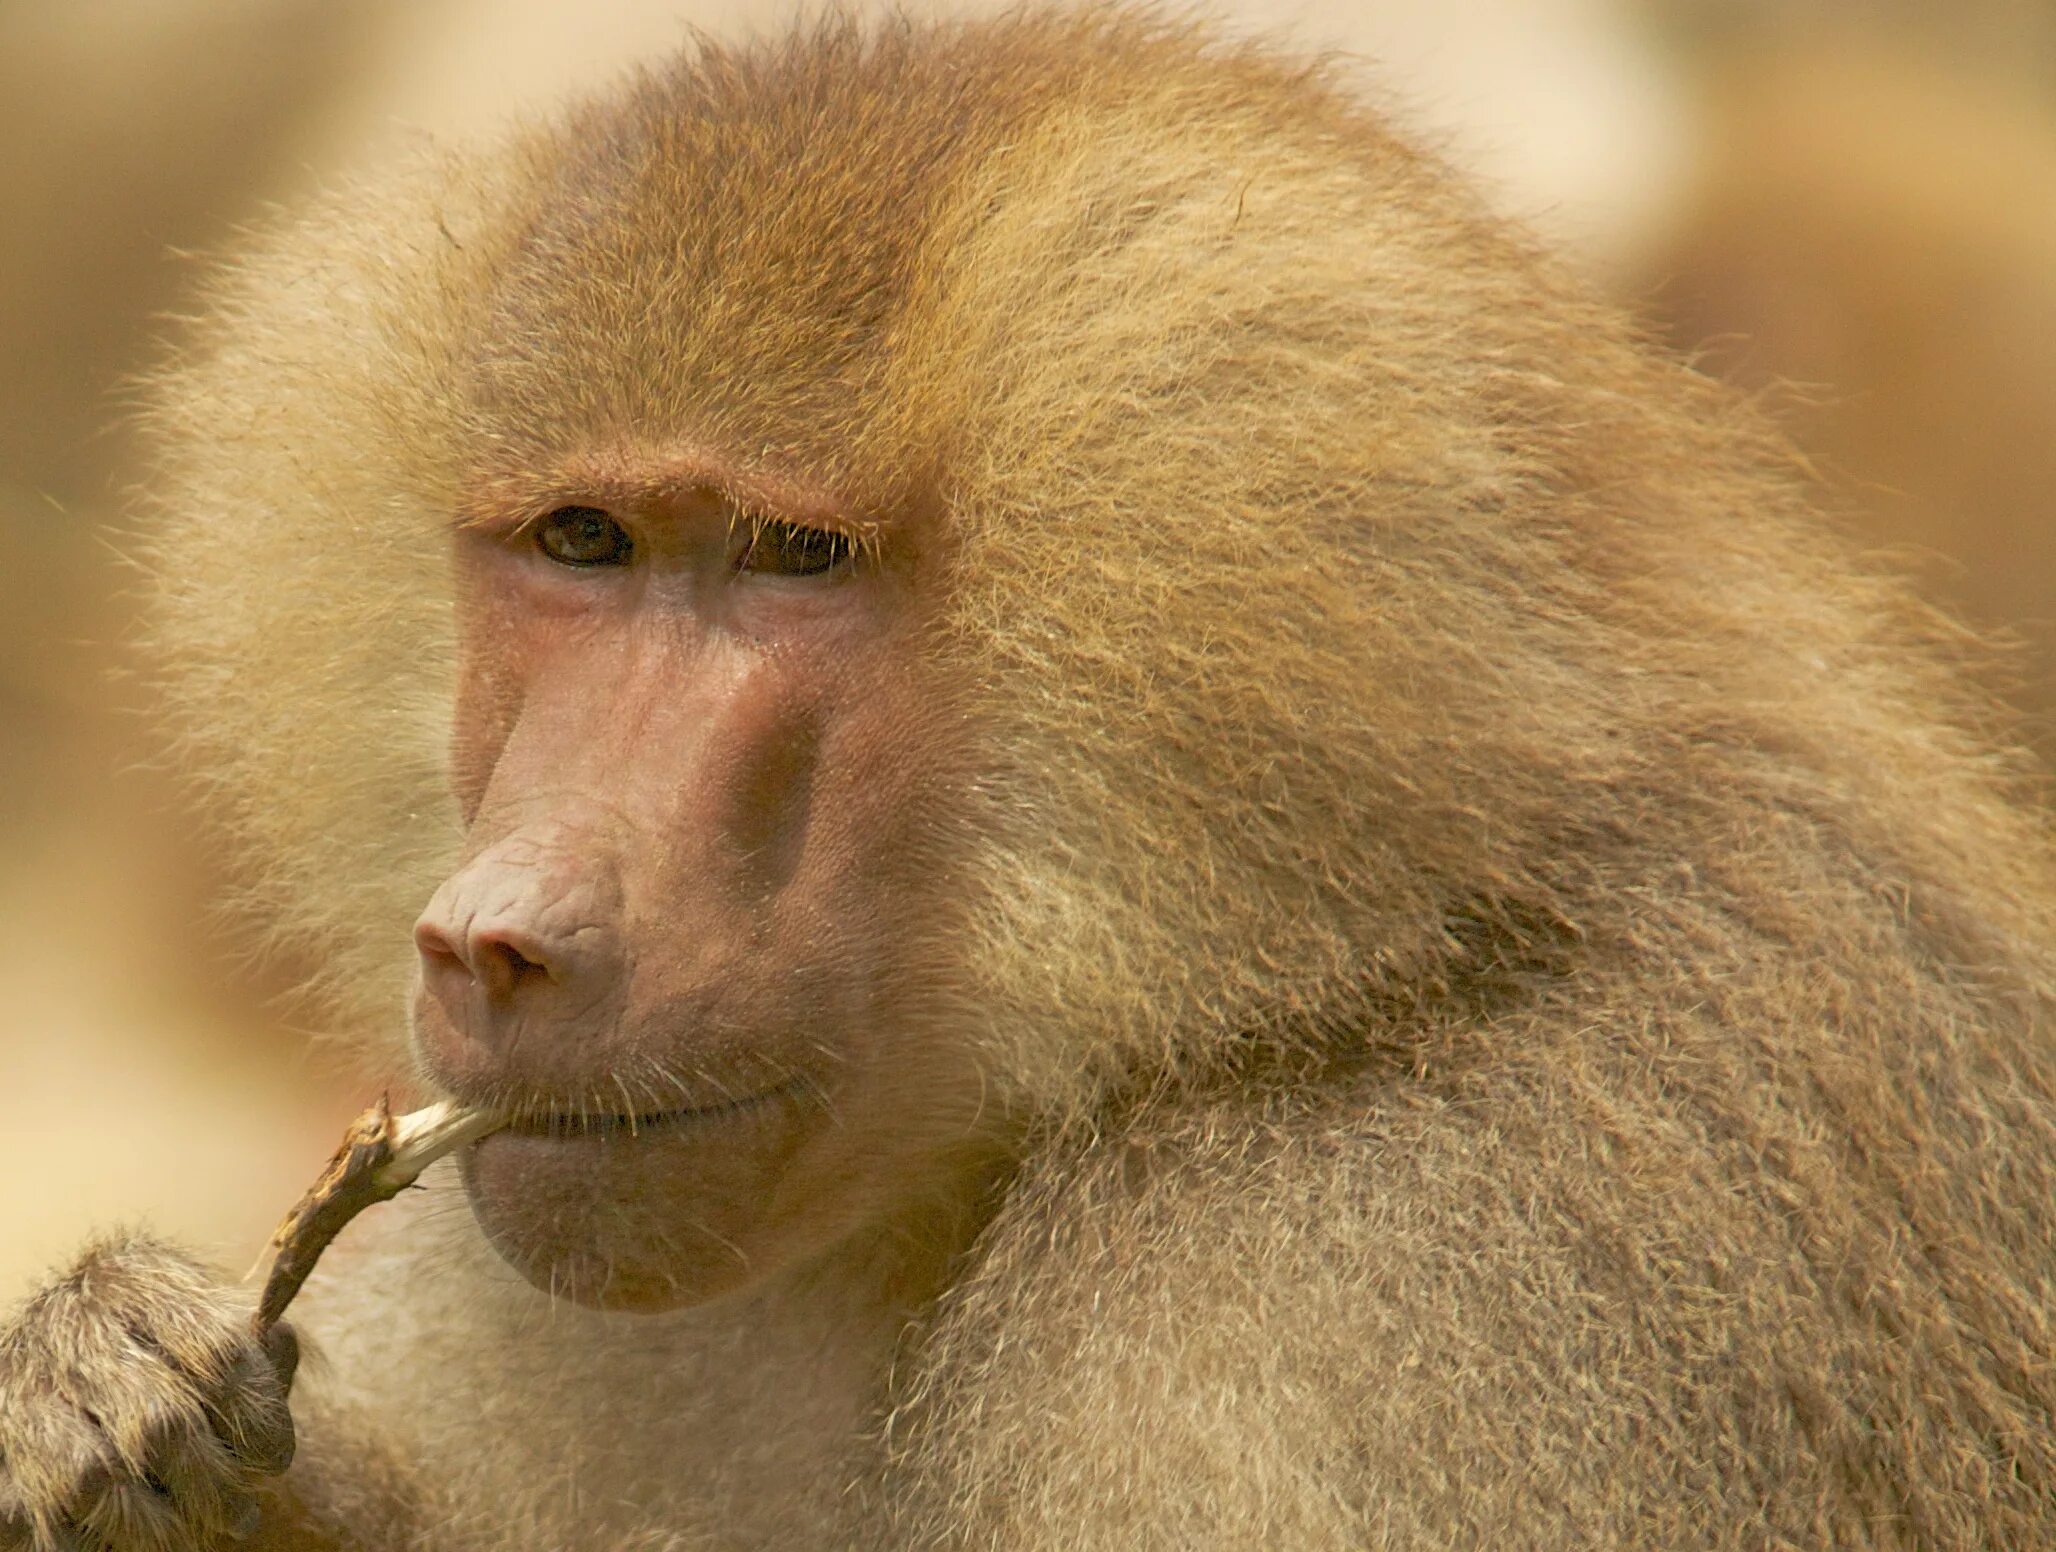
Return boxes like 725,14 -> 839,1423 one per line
3,0 -> 2052,1304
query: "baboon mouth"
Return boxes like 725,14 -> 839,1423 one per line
501,1082 -> 802,1138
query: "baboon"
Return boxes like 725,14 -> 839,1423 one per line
3,10 -> 2055,1549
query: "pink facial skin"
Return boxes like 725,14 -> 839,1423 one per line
411,462 -> 989,1310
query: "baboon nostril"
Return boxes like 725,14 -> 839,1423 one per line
480,934 -> 552,991
414,917 -> 559,1004
416,923 -> 465,972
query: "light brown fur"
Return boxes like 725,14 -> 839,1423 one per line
5,8 -> 2055,1549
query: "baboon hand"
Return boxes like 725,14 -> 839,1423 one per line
0,1236 -> 298,1552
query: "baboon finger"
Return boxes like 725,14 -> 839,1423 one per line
203,1343 -> 296,1476
72,1476 -> 182,1552
131,1413 -> 243,1533
6,1409 -> 114,1533
220,1487 -> 264,1542
85,1242 -> 242,1384
258,1323 -> 300,1396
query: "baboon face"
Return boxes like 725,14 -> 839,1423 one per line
410,461 -> 984,1310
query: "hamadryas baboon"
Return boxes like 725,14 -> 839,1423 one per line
2,10 -> 2052,1549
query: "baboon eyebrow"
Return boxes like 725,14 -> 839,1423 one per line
458,444 -> 882,546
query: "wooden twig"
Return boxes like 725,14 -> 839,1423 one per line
252,1098 -> 502,1330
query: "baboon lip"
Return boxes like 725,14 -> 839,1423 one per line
497,1080 -> 803,1139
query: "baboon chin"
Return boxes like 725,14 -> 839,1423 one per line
0,8 -> 2049,1550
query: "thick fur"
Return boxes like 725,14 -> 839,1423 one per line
113,8 -> 2056,1548
0,1236 -> 299,1550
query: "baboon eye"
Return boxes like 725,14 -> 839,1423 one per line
536,507 -> 634,568
738,520 -> 853,578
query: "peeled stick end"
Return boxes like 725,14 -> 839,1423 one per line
252,1097 -> 503,1330
383,1099 -> 506,1188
